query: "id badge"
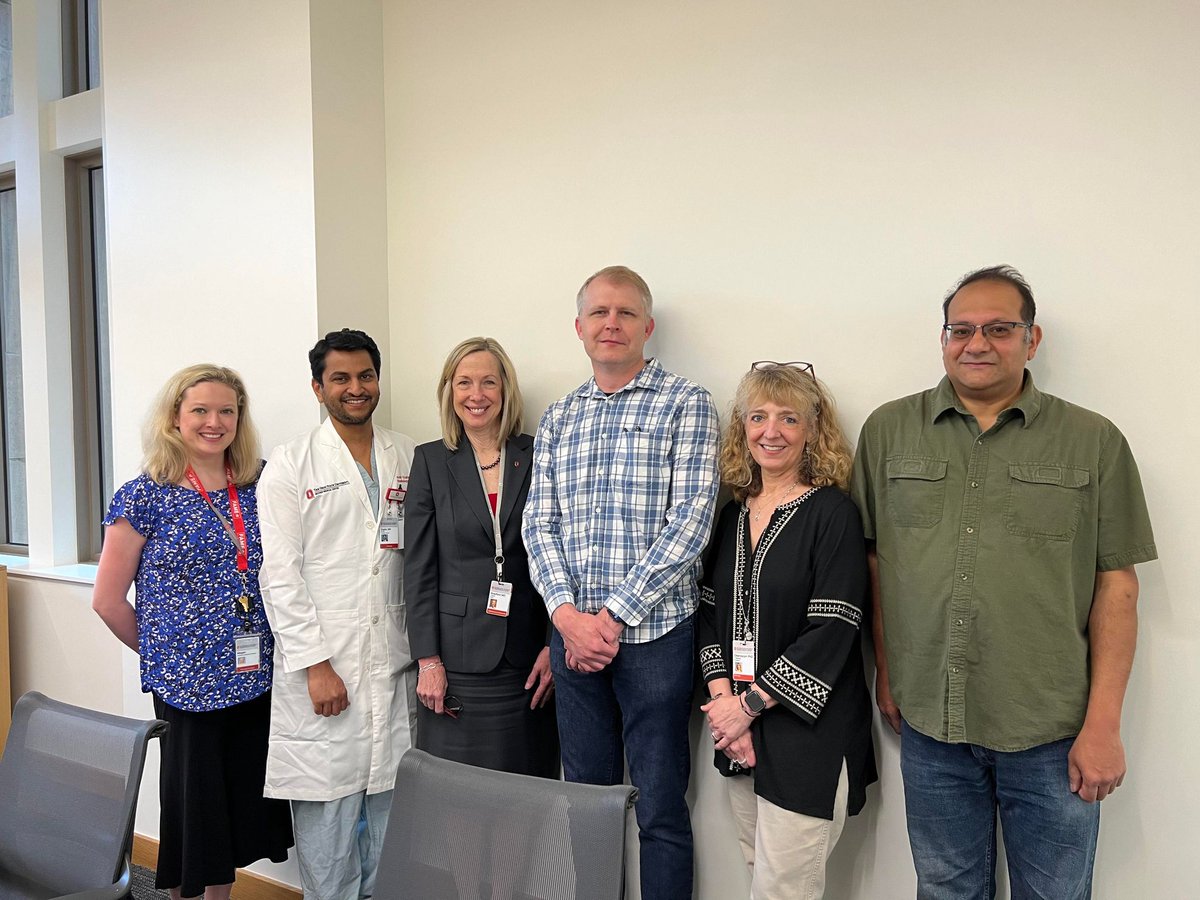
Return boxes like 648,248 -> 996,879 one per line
379,514 -> 401,550
386,477 -> 409,516
732,639 -> 755,682
235,633 -> 262,673
486,581 -> 513,617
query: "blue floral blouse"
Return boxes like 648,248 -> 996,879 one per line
104,473 -> 276,712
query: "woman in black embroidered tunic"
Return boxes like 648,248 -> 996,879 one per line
697,361 -> 876,899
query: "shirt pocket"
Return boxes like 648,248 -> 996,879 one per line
1005,463 -> 1090,541
612,430 -> 669,487
886,456 -> 948,528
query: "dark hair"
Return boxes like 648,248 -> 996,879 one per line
309,329 -> 382,383
943,265 -> 1036,325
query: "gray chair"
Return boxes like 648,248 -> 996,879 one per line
376,749 -> 638,900
0,691 -> 167,900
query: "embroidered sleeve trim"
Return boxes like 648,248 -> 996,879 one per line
700,585 -> 716,606
700,644 -> 728,680
761,656 -> 831,721
808,598 -> 862,628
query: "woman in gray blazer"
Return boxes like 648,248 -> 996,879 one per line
404,337 -> 558,776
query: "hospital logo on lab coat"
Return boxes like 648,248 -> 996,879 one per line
305,480 -> 351,500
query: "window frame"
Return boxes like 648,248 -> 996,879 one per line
0,172 -> 26,553
64,151 -> 109,561
60,0 -> 99,98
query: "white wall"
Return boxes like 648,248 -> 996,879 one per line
309,0 -> 393,425
100,0 -> 325,466
381,2 -> 1197,897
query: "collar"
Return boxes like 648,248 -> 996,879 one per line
931,371 -> 1043,429
583,357 -> 665,399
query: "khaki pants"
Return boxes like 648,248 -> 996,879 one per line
726,761 -> 849,900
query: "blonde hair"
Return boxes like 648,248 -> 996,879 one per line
142,364 -> 262,486
719,366 -> 853,501
437,338 -> 525,450
576,265 -> 653,316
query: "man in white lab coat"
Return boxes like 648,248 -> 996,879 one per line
258,329 -> 417,900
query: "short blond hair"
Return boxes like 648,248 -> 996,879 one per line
437,338 -> 525,450
142,364 -> 261,486
576,265 -> 653,316
719,366 -> 852,501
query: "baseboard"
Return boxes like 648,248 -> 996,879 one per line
132,834 -> 302,900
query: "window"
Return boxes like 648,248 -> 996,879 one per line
0,183 -> 26,549
0,0 -> 13,117
66,154 -> 110,559
61,0 -> 100,97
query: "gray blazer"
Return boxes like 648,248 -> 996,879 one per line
404,433 -> 548,673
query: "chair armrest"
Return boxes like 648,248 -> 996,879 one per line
51,857 -> 131,900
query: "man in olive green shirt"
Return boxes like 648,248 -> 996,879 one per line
850,265 -> 1156,900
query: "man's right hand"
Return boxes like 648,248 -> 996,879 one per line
553,605 -> 620,673
875,667 -> 901,734
307,659 -> 350,717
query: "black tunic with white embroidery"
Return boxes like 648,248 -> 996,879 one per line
697,486 -> 878,819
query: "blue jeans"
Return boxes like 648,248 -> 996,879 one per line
901,721 -> 1100,900
551,616 -> 695,900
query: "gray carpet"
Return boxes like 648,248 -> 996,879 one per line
131,863 -> 170,899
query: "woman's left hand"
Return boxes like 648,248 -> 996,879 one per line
526,646 -> 555,709
701,694 -> 753,752
724,732 -> 757,769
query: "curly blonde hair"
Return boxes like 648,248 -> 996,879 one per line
719,366 -> 852,501
142,364 -> 261,486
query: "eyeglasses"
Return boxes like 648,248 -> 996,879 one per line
443,694 -> 463,719
942,322 -> 1032,343
750,360 -> 816,379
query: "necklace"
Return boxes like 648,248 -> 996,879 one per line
750,479 -> 801,522
479,454 -> 502,471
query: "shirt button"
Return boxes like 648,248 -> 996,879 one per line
951,666 -> 960,674
955,618 -> 964,626
595,507 -> 601,513
966,527 -> 974,534
366,521 -> 374,529
971,481 -> 979,488
372,565 -> 380,576
960,573 -> 968,581
371,615 -> 379,625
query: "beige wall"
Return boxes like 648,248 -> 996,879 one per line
381,2 -> 1195,898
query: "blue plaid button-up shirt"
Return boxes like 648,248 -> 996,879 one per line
522,359 -> 720,643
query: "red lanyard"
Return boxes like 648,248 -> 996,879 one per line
184,461 -> 249,572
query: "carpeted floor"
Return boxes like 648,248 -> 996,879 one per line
131,863 -> 170,899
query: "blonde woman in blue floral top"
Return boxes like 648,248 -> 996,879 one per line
93,364 -> 292,900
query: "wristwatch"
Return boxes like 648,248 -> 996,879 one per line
742,688 -> 767,717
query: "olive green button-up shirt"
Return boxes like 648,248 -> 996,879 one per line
850,374 -> 1157,751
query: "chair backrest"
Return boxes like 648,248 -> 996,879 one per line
0,691 -> 167,896
376,749 -> 638,900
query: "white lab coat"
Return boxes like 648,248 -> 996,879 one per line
258,417 -> 417,801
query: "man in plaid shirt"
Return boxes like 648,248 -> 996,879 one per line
523,265 -> 719,899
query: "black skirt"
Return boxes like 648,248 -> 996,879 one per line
416,664 -> 560,778
153,691 -> 293,895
